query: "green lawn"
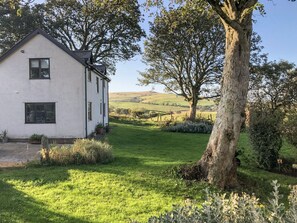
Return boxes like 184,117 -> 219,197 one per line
1,122 -> 297,223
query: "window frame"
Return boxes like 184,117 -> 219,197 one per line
96,76 -> 99,93
103,102 -> 106,117
25,102 -> 56,124
88,102 -> 92,121
29,58 -> 50,80
88,69 -> 92,82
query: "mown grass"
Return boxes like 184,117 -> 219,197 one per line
0,122 -> 297,223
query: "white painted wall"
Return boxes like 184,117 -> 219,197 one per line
86,71 -> 110,135
103,79 -> 109,126
0,34 -> 86,138
86,70 -> 100,135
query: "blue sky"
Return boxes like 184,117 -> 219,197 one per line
111,0 -> 297,92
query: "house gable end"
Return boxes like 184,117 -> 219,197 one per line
0,29 -> 86,67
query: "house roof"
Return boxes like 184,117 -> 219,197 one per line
73,50 -> 93,63
0,29 -> 85,65
93,64 -> 107,75
0,29 -> 110,81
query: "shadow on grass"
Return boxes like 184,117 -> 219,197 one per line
0,180 -> 88,223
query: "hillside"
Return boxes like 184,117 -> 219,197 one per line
110,91 -> 217,116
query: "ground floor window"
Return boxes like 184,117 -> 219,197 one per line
103,103 -> 106,117
25,103 -> 55,123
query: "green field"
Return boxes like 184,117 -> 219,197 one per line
1,122 -> 297,222
110,91 -> 216,114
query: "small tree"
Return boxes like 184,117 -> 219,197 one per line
250,60 -> 297,112
249,60 -> 297,154
282,109 -> 297,148
139,5 -> 224,120
249,105 -> 283,170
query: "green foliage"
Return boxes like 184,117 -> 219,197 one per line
29,134 -> 44,143
250,60 -> 297,111
164,121 -> 213,134
249,107 -> 283,170
282,109 -> 297,148
0,0 -> 145,73
147,181 -> 297,223
0,0 -> 44,54
43,0 -> 145,73
139,5 -> 224,109
40,139 -> 113,165
0,129 -> 8,142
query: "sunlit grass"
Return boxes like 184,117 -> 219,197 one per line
0,122 -> 296,222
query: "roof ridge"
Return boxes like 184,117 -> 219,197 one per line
0,28 -> 85,65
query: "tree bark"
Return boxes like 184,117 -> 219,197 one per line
195,18 -> 252,188
189,97 -> 198,121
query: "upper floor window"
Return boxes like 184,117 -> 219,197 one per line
25,103 -> 55,124
88,69 -> 92,82
30,58 -> 50,79
96,77 -> 99,93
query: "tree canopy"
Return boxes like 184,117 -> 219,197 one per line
139,6 -> 224,120
250,60 -> 297,111
0,0 -> 145,74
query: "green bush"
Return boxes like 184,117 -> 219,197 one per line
248,107 -> 283,170
29,134 -> 44,143
164,121 -> 213,134
40,139 -> 113,165
147,181 -> 297,223
282,109 -> 297,148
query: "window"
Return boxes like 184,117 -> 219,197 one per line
96,77 -> 99,93
103,103 -> 106,117
88,69 -> 92,82
30,58 -> 50,79
88,102 -> 92,121
25,103 -> 55,123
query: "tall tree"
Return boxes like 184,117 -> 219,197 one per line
146,0 -> 295,188
0,0 -> 44,54
0,0 -> 145,74
43,0 -> 145,73
139,6 -> 224,120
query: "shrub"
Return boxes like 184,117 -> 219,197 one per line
147,181 -> 297,223
248,107 -> 283,170
282,109 -> 297,148
40,139 -> 113,165
29,134 -> 44,144
164,121 -> 213,134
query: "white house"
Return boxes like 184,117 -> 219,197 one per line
0,29 -> 110,140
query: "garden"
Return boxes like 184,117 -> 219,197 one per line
0,119 -> 297,222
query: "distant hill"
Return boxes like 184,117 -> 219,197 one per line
110,91 -> 216,113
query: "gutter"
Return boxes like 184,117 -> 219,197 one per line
84,67 -> 88,138
102,79 -> 105,126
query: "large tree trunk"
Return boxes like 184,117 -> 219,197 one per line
197,20 -> 252,188
179,14 -> 253,188
189,97 -> 198,121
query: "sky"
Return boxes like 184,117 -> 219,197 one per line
111,0 -> 297,93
